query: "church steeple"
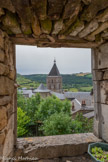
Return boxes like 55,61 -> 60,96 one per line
54,58 -> 56,64
48,59 -> 60,76
47,59 -> 62,93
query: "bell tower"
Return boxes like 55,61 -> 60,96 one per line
47,59 -> 62,93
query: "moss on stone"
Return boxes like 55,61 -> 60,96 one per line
2,11 -> 21,34
95,34 -> 102,42
22,24 -> 32,35
60,15 -> 77,35
66,19 -> 84,35
97,8 -> 108,22
32,0 -> 47,20
31,15 -> 41,36
23,29 -> 32,35
40,19 -> 52,34
3,11 -> 18,27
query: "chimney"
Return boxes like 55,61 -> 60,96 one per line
81,100 -> 86,107
72,102 -> 75,111
84,100 -> 86,106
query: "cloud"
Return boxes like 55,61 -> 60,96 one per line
16,45 -> 91,75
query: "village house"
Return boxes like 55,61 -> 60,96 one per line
19,60 -> 94,119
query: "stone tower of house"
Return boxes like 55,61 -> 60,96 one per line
47,60 -> 62,93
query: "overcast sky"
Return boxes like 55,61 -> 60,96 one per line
16,45 -> 91,75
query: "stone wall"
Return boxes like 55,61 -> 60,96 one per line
0,29 -> 16,159
92,43 -> 108,142
0,0 -> 108,159
0,0 -> 108,48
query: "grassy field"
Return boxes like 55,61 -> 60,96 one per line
17,73 -> 93,92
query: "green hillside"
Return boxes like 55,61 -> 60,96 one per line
17,74 -> 40,89
18,73 -> 93,92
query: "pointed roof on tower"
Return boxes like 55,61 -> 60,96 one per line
48,59 -> 61,76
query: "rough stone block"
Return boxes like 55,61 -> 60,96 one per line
0,76 -> 14,95
7,113 -> 14,130
6,103 -> 13,120
99,43 -> 108,53
94,102 -> 100,120
63,0 -> 80,20
81,0 -> 108,22
31,0 -> 47,20
101,104 -> 108,142
3,129 -> 14,157
79,19 -> 98,38
97,8 -> 108,23
92,70 -> 103,81
16,133 -> 101,159
82,0 -> 91,5
100,81 -> 108,104
91,49 -> 98,70
0,49 -> 5,62
86,21 -> 108,41
93,117 -> 99,137
48,0 -> 65,20
31,15 -> 41,36
0,106 -> 7,131
52,20 -> 63,35
0,0 -> 15,12
0,145 -> 3,156
11,0 -> 33,25
0,131 -> 5,145
92,44 -> 108,70
8,69 -> 16,80
0,96 -> 12,106
97,51 -> 108,70
2,11 -> 21,34
0,33 -> 4,49
93,81 -> 100,103
0,63 -> 9,75
41,19 -> 52,34
0,8 -> 5,17
103,70 -> 108,80
70,20 -> 84,37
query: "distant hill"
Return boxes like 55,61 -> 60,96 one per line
19,73 -> 93,92
17,73 -> 40,89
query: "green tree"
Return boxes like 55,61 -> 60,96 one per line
40,112 -> 93,136
17,91 -> 27,111
17,107 -> 30,137
17,92 -> 42,124
40,112 -> 73,136
75,113 -> 93,133
26,93 -> 42,124
35,95 -> 71,121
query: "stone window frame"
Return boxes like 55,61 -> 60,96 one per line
14,44 -> 93,147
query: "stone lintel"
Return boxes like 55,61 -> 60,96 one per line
10,37 -> 100,48
15,133 -> 101,159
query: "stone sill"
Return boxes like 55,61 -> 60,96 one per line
15,133 -> 101,160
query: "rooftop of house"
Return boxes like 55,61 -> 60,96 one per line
18,89 -> 34,98
64,92 -> 91,99
83,111 -> 94,119
71,98 -> 82,112
33,83 -> 50,93
50,91 -> 66,100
